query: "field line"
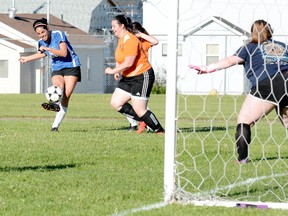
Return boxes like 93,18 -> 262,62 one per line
111,201 -> 167,216
112,172 -> 288,215
208,172 -> 288,195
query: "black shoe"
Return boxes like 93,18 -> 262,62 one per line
128,125 -> 138,132
42,102 -> 60,112
51,127 -> 59,132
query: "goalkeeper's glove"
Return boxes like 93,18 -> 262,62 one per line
188,63 -> 218,74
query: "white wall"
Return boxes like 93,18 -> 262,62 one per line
179,34 -> 245,94
0,44 -> 21,93
73,48 -> 105,93
143,0 -> 288,95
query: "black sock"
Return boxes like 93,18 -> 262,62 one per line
118,103 -> 142,121
235,123 -> 251,161
141,110 -> 164,132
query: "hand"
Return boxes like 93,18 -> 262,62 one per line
105,67 -> 113,74
39,46 -> 50,53
19,57 -> 28,64
134,31 -> 141,38
114,73 -> 120,80
188,64 -> 218,74
188,64 -> 208,74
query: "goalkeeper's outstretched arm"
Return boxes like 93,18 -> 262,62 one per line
189,55 -> 244,74
214,55 -> 244,71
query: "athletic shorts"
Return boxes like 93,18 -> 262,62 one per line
51,66 -> 82,82
250,70 -> 288,107
116,67 -> 155,100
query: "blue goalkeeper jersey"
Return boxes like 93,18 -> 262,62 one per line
37,30 -> 81,71
235,39 -> 288,87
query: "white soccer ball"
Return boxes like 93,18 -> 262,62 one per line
45,85 -> 63,103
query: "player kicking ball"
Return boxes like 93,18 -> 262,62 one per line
19,18 -> 81,131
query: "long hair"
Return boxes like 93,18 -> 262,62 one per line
250,20 -> 273,44
131,22 -> 149,35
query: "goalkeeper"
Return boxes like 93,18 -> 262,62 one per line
190,19 -> 288,163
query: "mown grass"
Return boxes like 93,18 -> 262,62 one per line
0,94 -> 287,216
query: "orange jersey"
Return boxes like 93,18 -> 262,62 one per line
140,39 -> 152,57
115,32 -> 151,77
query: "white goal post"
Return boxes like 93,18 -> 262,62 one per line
164,0 -> 179,202
164,0 -> 288,210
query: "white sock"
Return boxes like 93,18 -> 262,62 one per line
52,104 -> 67,128
126,115 -> 138,127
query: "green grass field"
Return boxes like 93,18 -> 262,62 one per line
0,94 -> 287,216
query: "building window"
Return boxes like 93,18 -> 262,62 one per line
206,44 -> 219,65
0,60 -> 8,78
162,44 -> 183,56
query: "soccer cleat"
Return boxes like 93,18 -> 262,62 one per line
155,128 -> 165,135
41,102 -> 60,112
136,121 -> 147,134
234,159 -> 249,164
51,127 -> 59,132
128,125 -> 138,132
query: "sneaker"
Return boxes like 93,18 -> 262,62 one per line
136,121 -> 147,134
51,127 -> 59,132
42,102 -> 60,112
128,125 -> 137,132
155,128 -> 165,135
234,159 -> 249,164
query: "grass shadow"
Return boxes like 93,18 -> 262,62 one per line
178,126 -> 235,133
252,156 -> 288,163
0,164 -> 77,172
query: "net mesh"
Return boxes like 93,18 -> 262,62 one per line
172,0 -> 288,206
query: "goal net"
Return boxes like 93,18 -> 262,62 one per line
163,0 -> 288,209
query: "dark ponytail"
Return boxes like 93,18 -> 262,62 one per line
33,18 -> 48,31
125,16 -> 133,33
113,15 -> 133,32
131,22 -> 149,35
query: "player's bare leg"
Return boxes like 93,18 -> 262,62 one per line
51,75 -> 78,131
236,94 -> 275,162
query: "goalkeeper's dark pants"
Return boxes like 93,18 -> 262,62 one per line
235,123 -> 251,161
119,103 -> 164,132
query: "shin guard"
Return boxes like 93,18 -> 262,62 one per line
141,110 -> 164,132
235,123 -> 251,161
118,103 -> 142,121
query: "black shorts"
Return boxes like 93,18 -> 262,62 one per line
250,71 -> 288,107
51,66 -> 82,82
116,67 -> 155,99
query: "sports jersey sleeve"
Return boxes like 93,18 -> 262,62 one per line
54,31 -> 67,44
37,41 -> 42,52
234,45 -> 248,61
122,35 -> 139,56
141,40 -> 152,53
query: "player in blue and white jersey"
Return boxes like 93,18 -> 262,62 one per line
19,18 -> 81,132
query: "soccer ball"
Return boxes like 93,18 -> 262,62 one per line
45,85 -> 63,103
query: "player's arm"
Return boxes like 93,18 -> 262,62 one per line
215,55 -> 244,70
136,32 -> 158,46
39,42 -> 68,57
19,52 -> 46,63
105,56 -> 136,75
189,55 -> 244,74
114,63 -> 121,80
